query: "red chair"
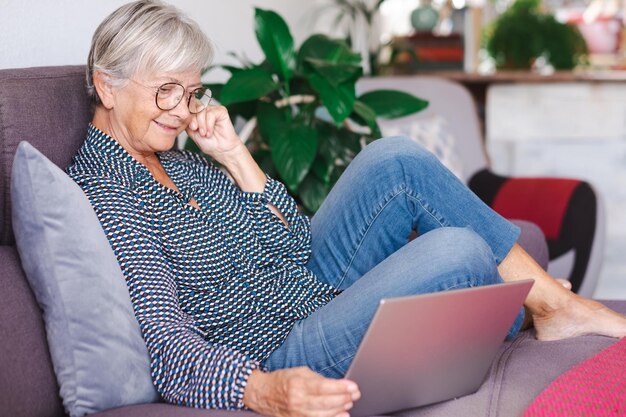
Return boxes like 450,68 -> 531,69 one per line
357,76 -> 605,296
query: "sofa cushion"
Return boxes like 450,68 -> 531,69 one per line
523,335 -> 626,416
11,142 -> 159,417
0,245 -> 65,417
91,403 -> 260,417
380,115 -> 464,180
0,65 -> 92,246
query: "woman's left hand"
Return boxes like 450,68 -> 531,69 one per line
186,105 -> 247,166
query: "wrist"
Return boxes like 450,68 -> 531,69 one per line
212,142 -> 249,167
220,145 -> 252,173
222,149 -> 267,193
243,370 -> 269,411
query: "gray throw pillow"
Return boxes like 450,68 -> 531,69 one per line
11,141 -> 159,417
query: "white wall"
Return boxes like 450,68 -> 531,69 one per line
0,0 -> 320,81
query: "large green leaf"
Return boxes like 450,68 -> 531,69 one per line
311,156 -> 334,185
251,148 -> 278,178
316,120 -> 362,166
358,90 -> 429,119
305,58 -> 362,87
220,67 -> 278,105
316,122 -> 342,165
255,8 -> 296,81
298,34 -> 361,72
298,174 -> 330,214
256,101 -> 288,140
226,101 -> 258,122
352,100 -> 381,138
269,124 -> 318,191
310,74 -> 356,126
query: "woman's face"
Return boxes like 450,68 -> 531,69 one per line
108,69 -> 202,155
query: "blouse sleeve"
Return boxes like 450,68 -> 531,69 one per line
187,150 -> 312,265
239,175 -> 312,264
74,174 -> 259,410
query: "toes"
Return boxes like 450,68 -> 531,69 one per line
555,278 -> 572,291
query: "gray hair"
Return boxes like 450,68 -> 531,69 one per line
86,0 -> 213,103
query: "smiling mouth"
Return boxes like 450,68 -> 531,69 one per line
154,120 -> 180,131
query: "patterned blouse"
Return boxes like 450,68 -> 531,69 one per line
67,125 -> 339,410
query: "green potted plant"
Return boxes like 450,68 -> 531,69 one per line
485,0 -> 588,70
192,8 -> 427,213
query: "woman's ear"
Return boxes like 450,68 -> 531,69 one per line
93,71 -> 116,109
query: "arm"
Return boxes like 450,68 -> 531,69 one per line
238,176 -> 312,263
77,175 -> 259,409
187,105 -> 287,226
188,106 -> 311,263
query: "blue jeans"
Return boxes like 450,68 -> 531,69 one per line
264,137 -> 524,377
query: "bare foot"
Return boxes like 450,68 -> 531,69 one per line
532,290 -> 626,341
498,243 -> 626,341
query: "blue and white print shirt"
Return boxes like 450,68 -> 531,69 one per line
67,125 -> 339,410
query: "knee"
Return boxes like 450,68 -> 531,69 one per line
359,136 -> 440,173
425,227 -> 499,284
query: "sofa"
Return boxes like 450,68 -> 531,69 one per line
1,65 -> 624,417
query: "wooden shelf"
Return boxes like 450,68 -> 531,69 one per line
436,69 -> 626,85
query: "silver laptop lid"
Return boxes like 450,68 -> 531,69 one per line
346,279 -> 534,417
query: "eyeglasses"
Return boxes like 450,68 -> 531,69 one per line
131,80 -> 212,114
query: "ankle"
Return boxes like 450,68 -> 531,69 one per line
525,279 -> 573,317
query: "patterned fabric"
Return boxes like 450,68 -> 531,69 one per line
523,337 -> 626,417
66,125 -> 339,410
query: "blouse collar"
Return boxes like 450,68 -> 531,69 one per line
86,123 -> 138,167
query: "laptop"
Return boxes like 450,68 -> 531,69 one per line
345,279 -> 534,417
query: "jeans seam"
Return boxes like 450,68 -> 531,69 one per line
404,189 -> 448,229
318,354 -> 355,375
419,274 -> 482,295
336,186 -> 450,288
336,187 -> 406,287
315,313 -> 360,376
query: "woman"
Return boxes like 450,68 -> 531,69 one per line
67,2 -> 626,417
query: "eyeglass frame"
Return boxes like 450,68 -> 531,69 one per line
129,79 -> 212,114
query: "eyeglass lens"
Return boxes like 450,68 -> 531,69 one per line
156,83 -> 211,113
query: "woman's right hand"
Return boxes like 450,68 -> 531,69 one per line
243,367 -> 361,417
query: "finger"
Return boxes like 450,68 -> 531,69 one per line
197,109 -> 212,138
205,106 -> 231,138
309,378 -> 359,398
300,403 -> 351,417
305,392 -> 354,411
289,368 -> 360,401
310,408 -> 351,417
188,114 -> 198,132
300,381 -> 359,413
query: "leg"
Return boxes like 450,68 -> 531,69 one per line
309,137 -> 626,341
264,228 -> 518,376
499,243 -> 626,340
307,136 -> 520,290
511,219 -> 549,270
